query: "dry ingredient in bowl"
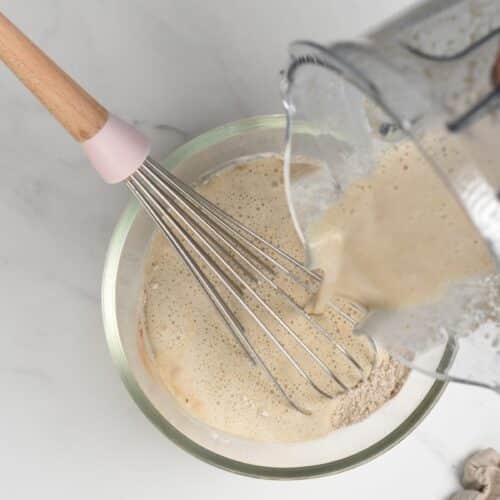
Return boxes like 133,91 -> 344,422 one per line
138,156 -> 408,443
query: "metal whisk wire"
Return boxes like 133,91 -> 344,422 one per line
128,157 -> 377,414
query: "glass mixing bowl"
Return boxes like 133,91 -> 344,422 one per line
102,114 -> 451,479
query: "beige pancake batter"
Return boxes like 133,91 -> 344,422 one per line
308,139 -> 494,313
139,156 -> 408,443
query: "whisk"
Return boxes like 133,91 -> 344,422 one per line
0,12 -> 376,414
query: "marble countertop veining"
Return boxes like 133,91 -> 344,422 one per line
0,1 -> 499,499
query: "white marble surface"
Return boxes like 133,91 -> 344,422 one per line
0,1 -> 499,499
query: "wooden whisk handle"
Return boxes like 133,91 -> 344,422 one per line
0,11 -> 108,142
0,11 -> 150,183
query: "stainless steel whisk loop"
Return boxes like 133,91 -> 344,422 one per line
127,157 -> 377,414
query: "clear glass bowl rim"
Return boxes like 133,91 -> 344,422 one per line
101,114 -> 450,479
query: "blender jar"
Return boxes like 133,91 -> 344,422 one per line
282,0 -> 500,391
